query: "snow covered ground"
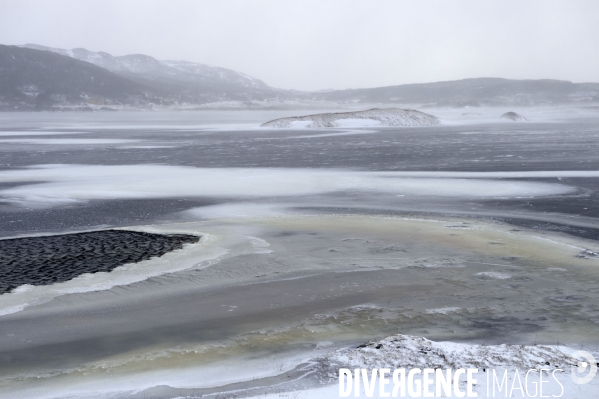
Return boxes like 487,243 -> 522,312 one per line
245,334 -> 599,398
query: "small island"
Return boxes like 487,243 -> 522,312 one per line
261,108 -> 440,128
501,111 -> 528,121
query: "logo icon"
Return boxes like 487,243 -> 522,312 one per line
571,350 -> 597,385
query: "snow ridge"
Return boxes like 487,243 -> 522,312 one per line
261,108 -> 440,128
324,334 -> 588,372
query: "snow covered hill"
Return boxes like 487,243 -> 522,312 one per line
327,334 -> 586,372
22,44 -> 274,102
318,77 -> 599,107
0,45 -> 161,111
252,335 -> 598,399
261,108 -> 440,128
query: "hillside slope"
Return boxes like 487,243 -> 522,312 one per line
23,44 -> 282,103
318,77 -> 599,106
0,45 -> 164,110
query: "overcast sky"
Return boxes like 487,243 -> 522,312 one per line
1,0 -> 598,91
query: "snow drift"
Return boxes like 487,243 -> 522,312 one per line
261,108 -> 440,128
325,334 -> 586,372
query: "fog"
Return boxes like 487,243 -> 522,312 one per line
1,0 -> 598,90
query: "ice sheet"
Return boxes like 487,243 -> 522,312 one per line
287,129 -> 379,138
0,165 -> 577,208
0,131 -> 87,136
0,139 -> 138,144
117,145 -> 177,149
183,202 -> 292,219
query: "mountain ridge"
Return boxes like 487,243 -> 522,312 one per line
316,77 -> 599,106
0,45 -> 165,111
22,44 -> 278,103
1,43 -> 599,111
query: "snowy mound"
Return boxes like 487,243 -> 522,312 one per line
261,108 -> 440,128
501,111 -> 528,121
266,335 -> 598,399
324,334 -> 585,372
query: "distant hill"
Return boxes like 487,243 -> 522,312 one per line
22,44 -> 283,103
2,44 -> 599,111
0,45 -> 163,111
316,77 -> 599,107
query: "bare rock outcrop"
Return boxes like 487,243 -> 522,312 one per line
501,111 -> 528,121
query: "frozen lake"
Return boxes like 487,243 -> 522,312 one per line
0,109 -> 599,398
1,109 -> 599,237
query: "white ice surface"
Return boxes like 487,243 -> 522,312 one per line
424,307 -> 462,314
0,165 -> 578,208
475,271 -> 512,279
287,129 -> 379,139
37,123 -> 259,131
0,139 -> 138,145
117,145 -> 177,149
0,347 -> 314,399
0,131 -> 87,136
184,202 -> 292,219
